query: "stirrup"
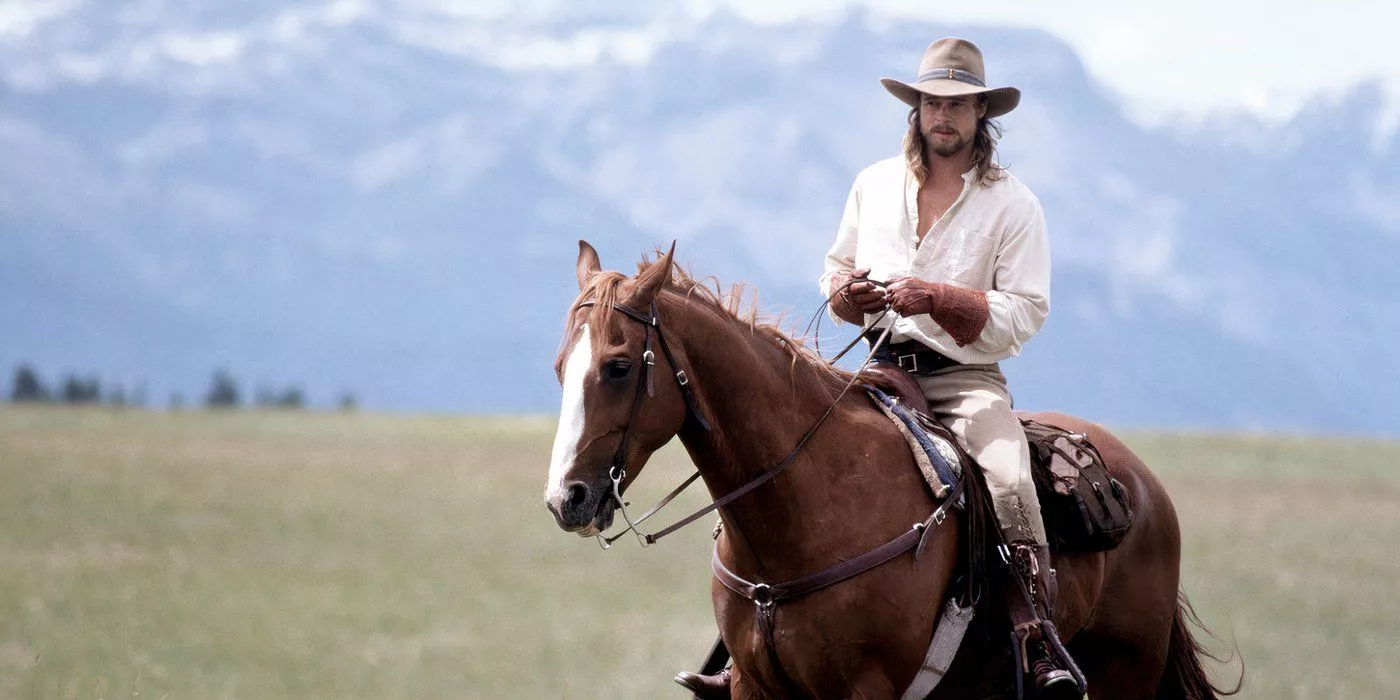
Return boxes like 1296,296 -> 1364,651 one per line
1011,624 -> 1086,700
1032,655 -> 1080,699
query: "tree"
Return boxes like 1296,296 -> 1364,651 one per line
254,383 -> 305,410
275,387 -> 305,409
10,364 -> 49,402
61,374 -> 101,404
108,383 -> 127,408
337,392 -> 358,412
205,370 -> 241,409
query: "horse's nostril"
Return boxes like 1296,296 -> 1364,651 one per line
566,482 -> 590,510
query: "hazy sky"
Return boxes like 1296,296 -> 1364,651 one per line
6,0 -> 1397,127
418,0 -> 1400,127
706,0 -> 1400,125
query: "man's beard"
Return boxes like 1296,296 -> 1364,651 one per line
926,130 -> 972,157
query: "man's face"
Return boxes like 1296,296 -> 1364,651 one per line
919,94 -> 986,158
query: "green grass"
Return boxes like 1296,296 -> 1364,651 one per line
0,407 -> 1396,698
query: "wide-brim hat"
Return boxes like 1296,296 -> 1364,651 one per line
880,38 -> 1020,119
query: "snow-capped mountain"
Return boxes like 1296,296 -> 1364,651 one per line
3,1 -> 1396,434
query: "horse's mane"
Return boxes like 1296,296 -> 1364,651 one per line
563,253 -> 855,399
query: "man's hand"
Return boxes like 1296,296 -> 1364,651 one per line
885,277 -> 939,317
886,277 -> 991,347
829,268 -> 887,323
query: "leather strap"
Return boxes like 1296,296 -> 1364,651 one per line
711,475 -> 966,661
870,337 -> 961,376
580,288 -> 895,546
607,312 -> 652,477
642,322 -> 895,544
900,598 -> 976,700
607,302 -> 711,432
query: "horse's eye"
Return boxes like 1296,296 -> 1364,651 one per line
602,359 -> 632,382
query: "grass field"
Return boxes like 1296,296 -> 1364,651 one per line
1,407 -> 1396,699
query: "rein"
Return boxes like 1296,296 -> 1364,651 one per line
579,282 -> 895,548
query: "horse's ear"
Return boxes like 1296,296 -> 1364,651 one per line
576,240 -> 602,291
629,240 -> 676,306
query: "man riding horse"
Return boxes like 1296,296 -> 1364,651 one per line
678,37 -> 1079,698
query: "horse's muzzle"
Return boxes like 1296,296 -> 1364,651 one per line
546,477 -> 616,535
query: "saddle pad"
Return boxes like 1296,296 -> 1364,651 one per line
867,387 -> 961,499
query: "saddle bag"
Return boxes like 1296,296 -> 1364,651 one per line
1021,419 -> 1134,552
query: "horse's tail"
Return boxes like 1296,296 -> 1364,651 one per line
1156,590 -> 1242,700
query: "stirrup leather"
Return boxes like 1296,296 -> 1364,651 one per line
1003,543 -> 1087,696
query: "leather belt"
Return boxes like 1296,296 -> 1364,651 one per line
866,334 -> 961,376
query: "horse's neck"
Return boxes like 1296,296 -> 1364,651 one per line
673,306 -> 832,488
668,298 -> 931,578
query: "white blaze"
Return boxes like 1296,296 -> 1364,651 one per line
546,324 -> 591,503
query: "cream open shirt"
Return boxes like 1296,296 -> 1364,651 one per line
819,156 -> 1050,365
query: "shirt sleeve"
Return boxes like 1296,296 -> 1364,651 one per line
818,177 -> 863,324
971,195 -> 1050,357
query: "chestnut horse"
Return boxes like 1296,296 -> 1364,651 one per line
544,241 -> 1232,699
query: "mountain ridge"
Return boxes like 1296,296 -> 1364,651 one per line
2,6 -> 1396,433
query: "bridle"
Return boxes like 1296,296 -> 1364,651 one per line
573,299 -> 711,547
574,281 -> 899,549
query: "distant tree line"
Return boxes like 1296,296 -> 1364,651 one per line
7,363 -> 357,411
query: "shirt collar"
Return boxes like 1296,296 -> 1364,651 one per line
903,160 -> 979,182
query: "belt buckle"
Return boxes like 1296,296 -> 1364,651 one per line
897,352 -> 919,373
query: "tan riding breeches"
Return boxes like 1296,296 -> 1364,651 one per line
916,364 -> 1048,547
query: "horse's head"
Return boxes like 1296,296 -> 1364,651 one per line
544,240 -> 695,535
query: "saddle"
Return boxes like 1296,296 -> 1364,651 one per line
862,362 -> 1134,553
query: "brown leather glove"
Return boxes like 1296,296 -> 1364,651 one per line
886,278 -> 989,346
829,268 -> 887,324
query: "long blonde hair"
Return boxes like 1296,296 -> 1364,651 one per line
903,99 -> 1006,187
